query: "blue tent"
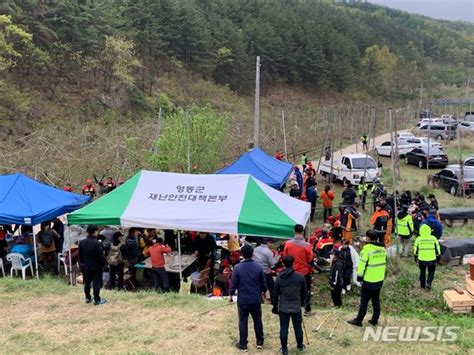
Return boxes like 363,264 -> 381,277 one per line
217,147 -> 293,189
0,173 -> 91,225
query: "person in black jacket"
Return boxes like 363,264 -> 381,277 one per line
329,249 -> 344,307
122,228 -> 141,284
79,225 -> 106,305
273,256 -> 306,355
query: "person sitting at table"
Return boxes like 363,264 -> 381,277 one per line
148,237 -> 172,292
11,234 -> 35,265
193,232 -> 217,282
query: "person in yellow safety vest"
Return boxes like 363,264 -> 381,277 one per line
414,224 -> 441,290
361,134 -> 369,151
357,177 -> 368,211
348,230 -> 386,327
397,206 -> 414,257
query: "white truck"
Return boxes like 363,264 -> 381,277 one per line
318,153 -> 381,185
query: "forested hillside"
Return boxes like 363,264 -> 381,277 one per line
0,0 -> 473,185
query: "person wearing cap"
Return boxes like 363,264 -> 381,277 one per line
229,244 -> 267,352
284,224 -> 314,316
63,182 -> 73,192
414,224 -> 441,289
421,209 -> 443,240
79,225 -> 106,305
348,230 -> 386,327
412,206 -> 426,237
294,166 -> 303,193
289,181 -> 301,198
378,197 -> 393,246
273,255 -> 307,354
427,194 -> 439,211
329,249 -> 344,307
82,178 -> 96,198
253,238 -> 280,304
306,177 -> 317,222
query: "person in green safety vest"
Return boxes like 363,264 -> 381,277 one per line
397,206 -> 414,257
348,230 -> 387,327
414,224 -> 441,290
361,134 -> 369,151
357,177 -> 368,211
301,153 -> 308,172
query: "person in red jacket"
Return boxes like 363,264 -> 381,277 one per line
284,224 -> 314,316
82,178 -> 96,198
148,237 -> 172,292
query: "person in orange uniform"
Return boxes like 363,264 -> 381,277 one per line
82,178 -> 96,198
340,205 -> 360,244
284,224 -> 314,316
370,204 -> 390,245
320,185 -> 335,223
148,237 -> 172,292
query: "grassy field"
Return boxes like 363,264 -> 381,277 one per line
0,261 -> 473,355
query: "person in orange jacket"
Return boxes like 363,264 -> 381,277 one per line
82,178 -> 96,198
339,205 -> 360,244
320,185 -> 335,223
370,204 -> 390,245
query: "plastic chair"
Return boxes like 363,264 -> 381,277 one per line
57,254 -> 69,275
191,267 -> 211,294
7,253 -> 34,280
0,258 -> 5,277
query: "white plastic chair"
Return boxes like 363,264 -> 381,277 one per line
0,258 -> 4,277
7,253 -> 34,280
57,254 -> 68,275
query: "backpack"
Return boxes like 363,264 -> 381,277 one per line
107,244 -> 123,266
40,231 -> 53,248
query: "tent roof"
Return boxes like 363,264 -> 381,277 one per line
67,171 -> 310,238
217,147 -> 293,189
0,173 -> 91,225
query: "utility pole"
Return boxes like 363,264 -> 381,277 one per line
389,108 -> 399,257
186,109 -> 191,174
281,111 -> 288,160
371,106 -> 376,151
418,81 -> 423,118
151,106 -> 162,152
253,56 -> 261,148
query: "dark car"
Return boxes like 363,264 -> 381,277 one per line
431,166 -> 474,196
404,147 -> 448,169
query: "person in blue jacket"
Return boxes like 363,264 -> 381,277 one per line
229,244 -> 267,352
294,166 -> 303,193
421,209 -> 443,239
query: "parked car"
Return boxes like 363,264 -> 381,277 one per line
420,110 -> 437,119
458,121 -> 474,132
464,156 -> 474,167
431,165 -> 474,196
375,141 -> 414,157
404,147 -> 448,169
441,114 -> 457,126
414,123 -> 457,140
404,137 -> 443,150
417,118 -> 444,127
396,131 -> 416,143
465,111 -> 474,122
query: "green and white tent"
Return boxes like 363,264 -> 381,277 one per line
67,170 -> 310,238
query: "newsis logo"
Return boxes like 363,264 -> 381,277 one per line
363,326 -> 459,342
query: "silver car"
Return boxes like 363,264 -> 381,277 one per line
415,123 -> 457,140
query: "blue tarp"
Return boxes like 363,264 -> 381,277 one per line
0,173 -> 91,225
217,148 -> 293,189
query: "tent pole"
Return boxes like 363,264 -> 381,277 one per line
33,228 -> 39,279
177,231 -> 182,282
68,226 -> 73,286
